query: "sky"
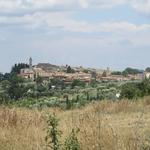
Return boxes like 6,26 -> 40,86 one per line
1,0 -> 150,73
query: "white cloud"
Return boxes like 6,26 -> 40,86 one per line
0,0 -> 127,14
0,11 -> 150,34
79,0 -> 89,8
0,0 -> 149,49
82,0 -> 126,8
0,0 -> 149,16
130,0 -> 150,16
0,0 -> 68,14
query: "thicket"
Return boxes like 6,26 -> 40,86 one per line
120,79 -> 150,99
112,67 -> 143,76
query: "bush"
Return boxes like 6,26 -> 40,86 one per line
120,82 -> 142,99
105,92 -> 117,101
14,97 -> 61,109
64,129 -> 80,150
45,114 -> 81,150
71,80 -> 85,88
45,113 -> 61,150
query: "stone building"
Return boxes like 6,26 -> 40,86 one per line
19,58 -> 53,80
19,58 -> 92,82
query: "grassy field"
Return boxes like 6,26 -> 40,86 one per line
1,98 -> 150,150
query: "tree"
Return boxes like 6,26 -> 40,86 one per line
0,80 -> 10,102
66,66 -> 75,73
123,67 -> 142,75
11,63 -> 29,75
0,73 -> 4,81
120,82 -> 142,99
90,79 -> 97,87
138,79 -> 150,96
91,71 -> 97,80
8,75 -> 26,100
1,80 -> 10,91
111,71 -> 122,75
64,94 -> 72,109
35,76 -> 43,85
122,70 -> 128,77
146,67 -> 150,72
50,78 -> 65,90
3,73 -> 11,80
86,91 -> 90,101
71,79 -> 85,88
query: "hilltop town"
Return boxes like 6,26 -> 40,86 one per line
19,57 -> 149,83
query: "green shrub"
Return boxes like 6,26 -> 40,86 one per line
45,114 -> 62,150
105,92 -> 117,101
45,114 -> 81,150
71,80 -> 85,88
64,129 -> 80,150
120,82 -> 142,99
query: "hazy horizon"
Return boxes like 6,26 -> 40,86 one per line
0,0 -> 150,73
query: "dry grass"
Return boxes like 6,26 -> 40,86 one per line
1,98 -> 150,150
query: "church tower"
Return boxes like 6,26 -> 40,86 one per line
29,57 -> 32,69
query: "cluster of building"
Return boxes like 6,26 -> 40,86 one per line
19,58 -> 92,83
99,74 -> 144,82
19,58 -> 150,83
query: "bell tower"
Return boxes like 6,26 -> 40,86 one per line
29,57 -> 32,69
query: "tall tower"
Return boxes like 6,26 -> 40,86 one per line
29,57 -> 32,69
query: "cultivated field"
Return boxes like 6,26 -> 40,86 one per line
1,98 -> 150,150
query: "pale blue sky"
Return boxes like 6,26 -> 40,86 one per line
0,0 -> 150,73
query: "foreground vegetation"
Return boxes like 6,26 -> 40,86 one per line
1,98 -> 150,150
1,63 -> 150,149
1,63 -> 150,110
